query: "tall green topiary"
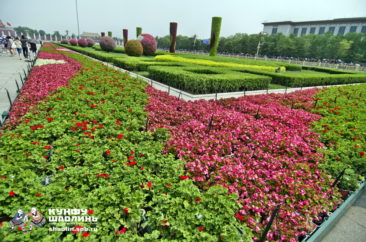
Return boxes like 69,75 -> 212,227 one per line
169,22 -> 178,53
136,27 -> 142,38
101,32 -> 105,37
123,29 -> 128,47
209,17 -> 222,56
108,31 -> 112,37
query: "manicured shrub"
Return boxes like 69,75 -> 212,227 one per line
77,38 -> 88,47
86,38 -> 95,47
140,33 -> 157,56
148,65 -> 270,93
123,29 -> 128,47
169,22 -> 178,53
60,39 -> 68,44
69,39 -> 78,46
136,27 -> 142,37
108,31 -> 112,37
101,32 -> 105,37
99,36 -> 116,52
209,17 -> 222,56
125,40 -> 143,57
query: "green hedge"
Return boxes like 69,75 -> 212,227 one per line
175,53 -> 302,71
148,65 -> 271,94
302,66 -> 354,74
236,68 -> 366,87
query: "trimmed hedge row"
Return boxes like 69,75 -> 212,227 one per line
60,44 -> 366,90
148,65 -> 271,94
237,69 -> 366,87
175,53 -> 302,71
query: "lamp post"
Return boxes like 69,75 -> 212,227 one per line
255,31 -> 266,59
75,0 -> 80,39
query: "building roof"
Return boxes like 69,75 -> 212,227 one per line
263,17 -> 366,26
80,32 -> 99,37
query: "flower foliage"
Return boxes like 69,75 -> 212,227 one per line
146,87 -> 342,240
0,44 -> 252,241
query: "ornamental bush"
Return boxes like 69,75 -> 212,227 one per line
125,40 -> 143,57
99,36 -> 116,52
86,38 -> 95,47
60,40 -> 68,44
69,39 -> 78,46
140,34 -> 157,56
77,38 -> 88,47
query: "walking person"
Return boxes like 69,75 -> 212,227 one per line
20,35 -> 29,59
6,36 -> 16,56
14,37 -> 22,59
29,40 -> 37,59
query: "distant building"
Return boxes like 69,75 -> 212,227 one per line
80,32 -> 100,40
0,19 -> 16,36
262,17 -> 366,36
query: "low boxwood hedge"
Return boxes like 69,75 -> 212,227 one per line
148,65 -> 271,94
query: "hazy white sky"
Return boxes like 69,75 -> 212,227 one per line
1,0 -> 365,38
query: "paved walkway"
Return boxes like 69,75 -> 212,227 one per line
0,50 -> 37,124
321,187 -> 366,242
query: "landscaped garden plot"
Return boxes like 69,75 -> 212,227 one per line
60,43 -> 366,94
0,44 -> 253,241
1,43 -> 365,241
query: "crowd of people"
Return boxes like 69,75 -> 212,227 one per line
0,35 -> 38,60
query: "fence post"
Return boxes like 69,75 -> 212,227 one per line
15,79 -> 20,93
259,204 -> 281,242
5,88 -> 13,107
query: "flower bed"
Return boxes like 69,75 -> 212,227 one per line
146,87 -> 342,240
5,50 -> 81,128
312,85 -> 366,190
0,44 -> 253,241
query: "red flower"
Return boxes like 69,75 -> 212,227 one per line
76,123 -> 83,127
161,220 -> 168,223
47,117 -> 53,122
0,222 -> 3,226
106,150 -> 111,155
123,208 -> 129,214
44,145 -> 52,149
198,227 -> 204,231
82,232 -> 90,237
76,150 -> 81,153
32,141 -> 40,145
196,197 -> 202,202
37,193 -> 42,197
360,152 -> 365,157
128,156 -> 135,160
73,225 -> 84,233
235,212 -> 245,221
58,165 -> 65,170
129,108 -> 132,112
139,167 -> 144,170
166,184 -> 171,187
180,175 -> 189,180
90,104 -> 97,108
88,209 -> 94,215
71,127 -> 77,131
354,145 -> 360,148
18,226 -> 23,231
44,156 -> 49,159
116,134 -> 124,139
9,191 -> 15,197
0,177 -> 7,179
126,161 -> 137,166
147,182 -> 152,189
116,227 -> 127,234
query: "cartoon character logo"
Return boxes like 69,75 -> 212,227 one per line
10,209 -> 26,232
10,208 -> 46,232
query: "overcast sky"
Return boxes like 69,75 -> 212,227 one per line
1,0 -> 365,38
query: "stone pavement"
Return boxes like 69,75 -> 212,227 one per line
321,187 -> 366,242
0,50 -> 36,124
